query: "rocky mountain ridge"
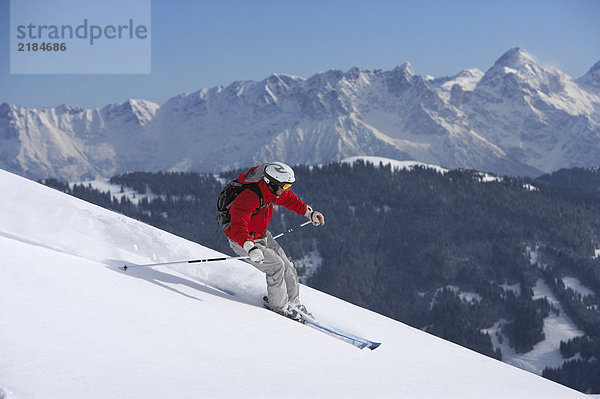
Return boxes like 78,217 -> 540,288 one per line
1,48 -> 599,180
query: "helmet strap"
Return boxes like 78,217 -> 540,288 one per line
264,176 -> 279,194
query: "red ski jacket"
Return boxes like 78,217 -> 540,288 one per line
225,168 -> 308,247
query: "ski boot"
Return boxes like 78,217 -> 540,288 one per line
263,296 -> 305,323
290,301 -> 313,320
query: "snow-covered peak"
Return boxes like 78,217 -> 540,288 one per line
337,66 -> 375,93
54,104 -> 85,115
0,103 -> 20,140
101,98 -> 159,126
258,74 -> 304,104
479,47 -> 546,87
0,102 -> 17,117
493,47 -> 538,71
477,47 -> 584,101
393,61 -> 415,78
262,73 -> 304,93
264,72 -> 304,86
431,68 -> 484,100
306,69 -> 345,88
576,60 -> 600,93
439,68 -> 484,90
343,66 -> 365,80
465,50 -> 600,175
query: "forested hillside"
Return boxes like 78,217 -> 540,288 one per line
42,162 -> 600,393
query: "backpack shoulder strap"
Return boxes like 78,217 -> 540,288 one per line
246,183 -> 263,210
247,183 -> 277,215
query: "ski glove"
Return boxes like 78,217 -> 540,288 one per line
243,240 -> 264,263
305,206 -> 325,226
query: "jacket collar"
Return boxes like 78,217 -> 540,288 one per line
258,180 -> 280,202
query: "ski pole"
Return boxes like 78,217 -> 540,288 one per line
272,220 -> 312,239
121,221 -> 312,271
120,256 -> 249,271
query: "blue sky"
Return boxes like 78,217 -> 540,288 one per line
1,0 -> 599,108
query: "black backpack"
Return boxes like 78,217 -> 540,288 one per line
216,180 -> 269,231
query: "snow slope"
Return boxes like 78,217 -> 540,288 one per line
0,169 -> 588,398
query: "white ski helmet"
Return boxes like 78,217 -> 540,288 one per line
264,162 -> 295,190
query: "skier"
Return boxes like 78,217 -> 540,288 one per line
224,162 -> 325,320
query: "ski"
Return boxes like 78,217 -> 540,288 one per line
293,306 -> 381,350
303,318 -> 381,350
264,297 -> 381,350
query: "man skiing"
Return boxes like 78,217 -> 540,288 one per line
224,162 -> 325,320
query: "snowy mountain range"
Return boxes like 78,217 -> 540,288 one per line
0,168 -> 589,398
1,48 -> 599,180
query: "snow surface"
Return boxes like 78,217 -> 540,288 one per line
342,156 -> 448,174
501,282 -> 522,296
562,276 -> 595,298
0,169 -> 588,398
72,178 -> 157,205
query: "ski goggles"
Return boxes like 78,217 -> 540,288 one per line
265,176 -> 293,191
270,181 -> 292,191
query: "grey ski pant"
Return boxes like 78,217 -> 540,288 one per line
228,230 -> 299,311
